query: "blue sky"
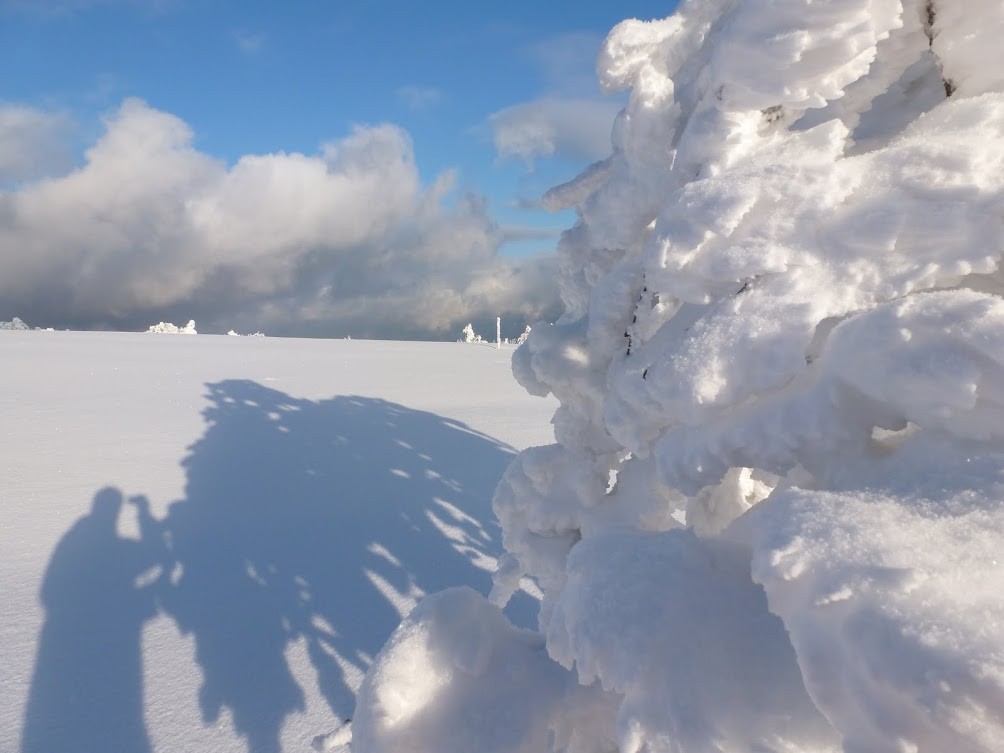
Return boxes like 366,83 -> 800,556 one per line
0,0 -> 676,337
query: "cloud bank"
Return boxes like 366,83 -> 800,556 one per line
0,99 -> 561,339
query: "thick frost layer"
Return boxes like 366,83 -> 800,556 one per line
746,435 -> 1004,752
354,2 -> 1004,752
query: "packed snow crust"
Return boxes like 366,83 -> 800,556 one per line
354,2 -> 1004,753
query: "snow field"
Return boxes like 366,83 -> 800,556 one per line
0,331 -> 555,753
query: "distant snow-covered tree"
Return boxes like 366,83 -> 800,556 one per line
354,2 -> 1004,753
0,317 -> 30,330
226,329 -> 266,337
460,322 -> 483,343
147,320 -> 197,334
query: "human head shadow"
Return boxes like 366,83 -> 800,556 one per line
159,380 -> 534,753
22,487 -> 164,753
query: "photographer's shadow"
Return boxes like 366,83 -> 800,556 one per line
22,488 -> 164,753
160,380 -> 526,753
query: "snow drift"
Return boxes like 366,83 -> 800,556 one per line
353,1 -> 1004,752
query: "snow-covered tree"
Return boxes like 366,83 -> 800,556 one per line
460,322 -> 484,343
353,2 -> 1004,752
0,317 -> 30,330
147,319 -> 198,334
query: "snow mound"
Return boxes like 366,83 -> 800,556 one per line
353,587 -> 616,753
353,2 -> 1004,753
146,319 -> 197,334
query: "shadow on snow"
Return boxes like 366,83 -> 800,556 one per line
21,488 -> 164,753
23,380 -> 535,753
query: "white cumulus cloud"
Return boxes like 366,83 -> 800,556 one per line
0,98 -> 560,338
487,30 -> 624,169
524,31 -> 607,95
232,28 -> 265,54
0,104 -> 73,183
489,97 -> 619,165
397,86 -> 442,111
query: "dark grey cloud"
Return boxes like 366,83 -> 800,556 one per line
498,224 -> 563,245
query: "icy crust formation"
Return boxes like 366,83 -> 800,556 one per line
354,2 -> 1004,752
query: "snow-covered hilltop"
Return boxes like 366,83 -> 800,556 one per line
353,2 -> 1004,752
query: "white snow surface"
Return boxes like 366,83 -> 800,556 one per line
0,331 -> 555,753
353,2 -> 1004,753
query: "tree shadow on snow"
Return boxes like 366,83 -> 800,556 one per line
21,487 -> 165,753
158,380 -> 534,753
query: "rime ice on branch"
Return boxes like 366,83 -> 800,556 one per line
354,2 -> 1004,752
